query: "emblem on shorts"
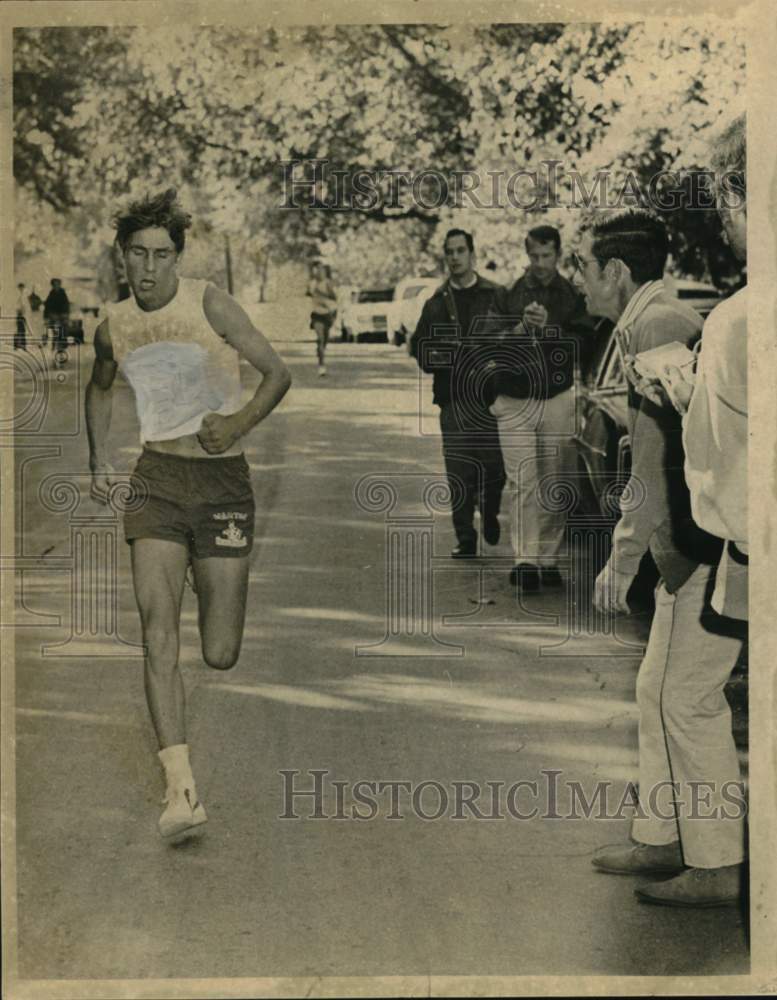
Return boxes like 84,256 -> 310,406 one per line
215,518 -> 248,548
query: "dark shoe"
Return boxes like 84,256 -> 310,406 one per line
482,512 -> 501,546
451,543 -> 477,559
635,864 -> 743,907
541,567 -> 564,587
592,841 -> 685,876
509,563 -> 540,591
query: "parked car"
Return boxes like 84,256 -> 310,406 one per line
340,287 -> 396,343
390,276 -> 440,346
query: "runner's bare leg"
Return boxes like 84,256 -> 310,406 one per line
313,319 -> 327,366
191,555 -> 250,670
131,538 -> 189,748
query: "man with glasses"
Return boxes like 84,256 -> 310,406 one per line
574,208 -> 745,907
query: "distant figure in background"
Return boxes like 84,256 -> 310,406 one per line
15,282 -> 30,351
44,278 -> 70,353
307,262 -> 337,376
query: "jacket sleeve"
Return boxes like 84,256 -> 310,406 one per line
610,314 -> 692,576
409,297 -> 456,373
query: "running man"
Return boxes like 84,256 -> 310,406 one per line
307,261 -> 337,376
86,189 -> 291,839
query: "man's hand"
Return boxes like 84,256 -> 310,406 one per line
661,364 -> 694,415
197,412 -> 244,454
523,301 -> 548,329
621,352 -> 669,407
90,464 -> 116,505
593,560 -> 636,614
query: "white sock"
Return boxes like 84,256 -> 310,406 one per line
158,743 -> 196,792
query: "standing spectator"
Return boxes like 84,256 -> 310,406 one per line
619,113 -> 749,907
577,210 -> 745,908
662,113 -> 748,622
307,262 -> 337,376
44,278 -> 70,353
15,282 -> 30,351
409,229 -> 505,557
488,225 -> 594,592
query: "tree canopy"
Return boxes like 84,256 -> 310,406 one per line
14,19 -> 745,291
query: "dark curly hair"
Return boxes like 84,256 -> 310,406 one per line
589,210 -> 668,284
113,188 -> 192,253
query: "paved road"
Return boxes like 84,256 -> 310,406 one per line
11,331 -> 749,984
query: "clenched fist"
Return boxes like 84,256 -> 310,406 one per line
523,301 -> 548,330
197,412 -> 243,454
90,464 -> 116,505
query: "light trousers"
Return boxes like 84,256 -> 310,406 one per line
490,390 -> 577,567
631,563 -> 746,868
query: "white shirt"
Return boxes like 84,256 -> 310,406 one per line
682,287 -> 747,545
105,278 -> 244,443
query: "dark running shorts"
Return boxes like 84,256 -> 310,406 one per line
124,449 -> 255,558
310,310 -> 335,332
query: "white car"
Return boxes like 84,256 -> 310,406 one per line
340,287 -> 396,343
391,276 -> 440,346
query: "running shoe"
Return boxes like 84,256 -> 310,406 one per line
159,785 -> 208,839
318,364 -> 327,377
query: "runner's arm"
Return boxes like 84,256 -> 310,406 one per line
203,284 -> 292,440
85,319 -> 117,472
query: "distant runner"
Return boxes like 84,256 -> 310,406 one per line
86,189 -> 291,839
307,261 -> 337,376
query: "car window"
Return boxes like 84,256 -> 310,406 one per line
402,285 -> 428,299
358,289 -> 394,303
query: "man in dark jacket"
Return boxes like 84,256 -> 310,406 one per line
409,229 -> 505,557
488,225 -> 594,591
43,278 -> 70,352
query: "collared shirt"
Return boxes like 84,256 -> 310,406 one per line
609,288 -> 720,591
614,280 -> 666,342
682,286 -> 747,545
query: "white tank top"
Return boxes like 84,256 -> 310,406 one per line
105,278 -> 244,443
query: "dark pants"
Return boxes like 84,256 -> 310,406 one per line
14,315 -> 27,350
439,403 -> 505,547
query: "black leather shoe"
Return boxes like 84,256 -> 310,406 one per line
482,513 -> 501,546
542,567 -> 564,587
451,543 -> 477,559
509,563 -> 540,591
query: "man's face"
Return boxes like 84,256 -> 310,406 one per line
574,234 -> 618,320
124,227 -> 179,309
526,238 -> 560,284
444,235 -> 475,281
